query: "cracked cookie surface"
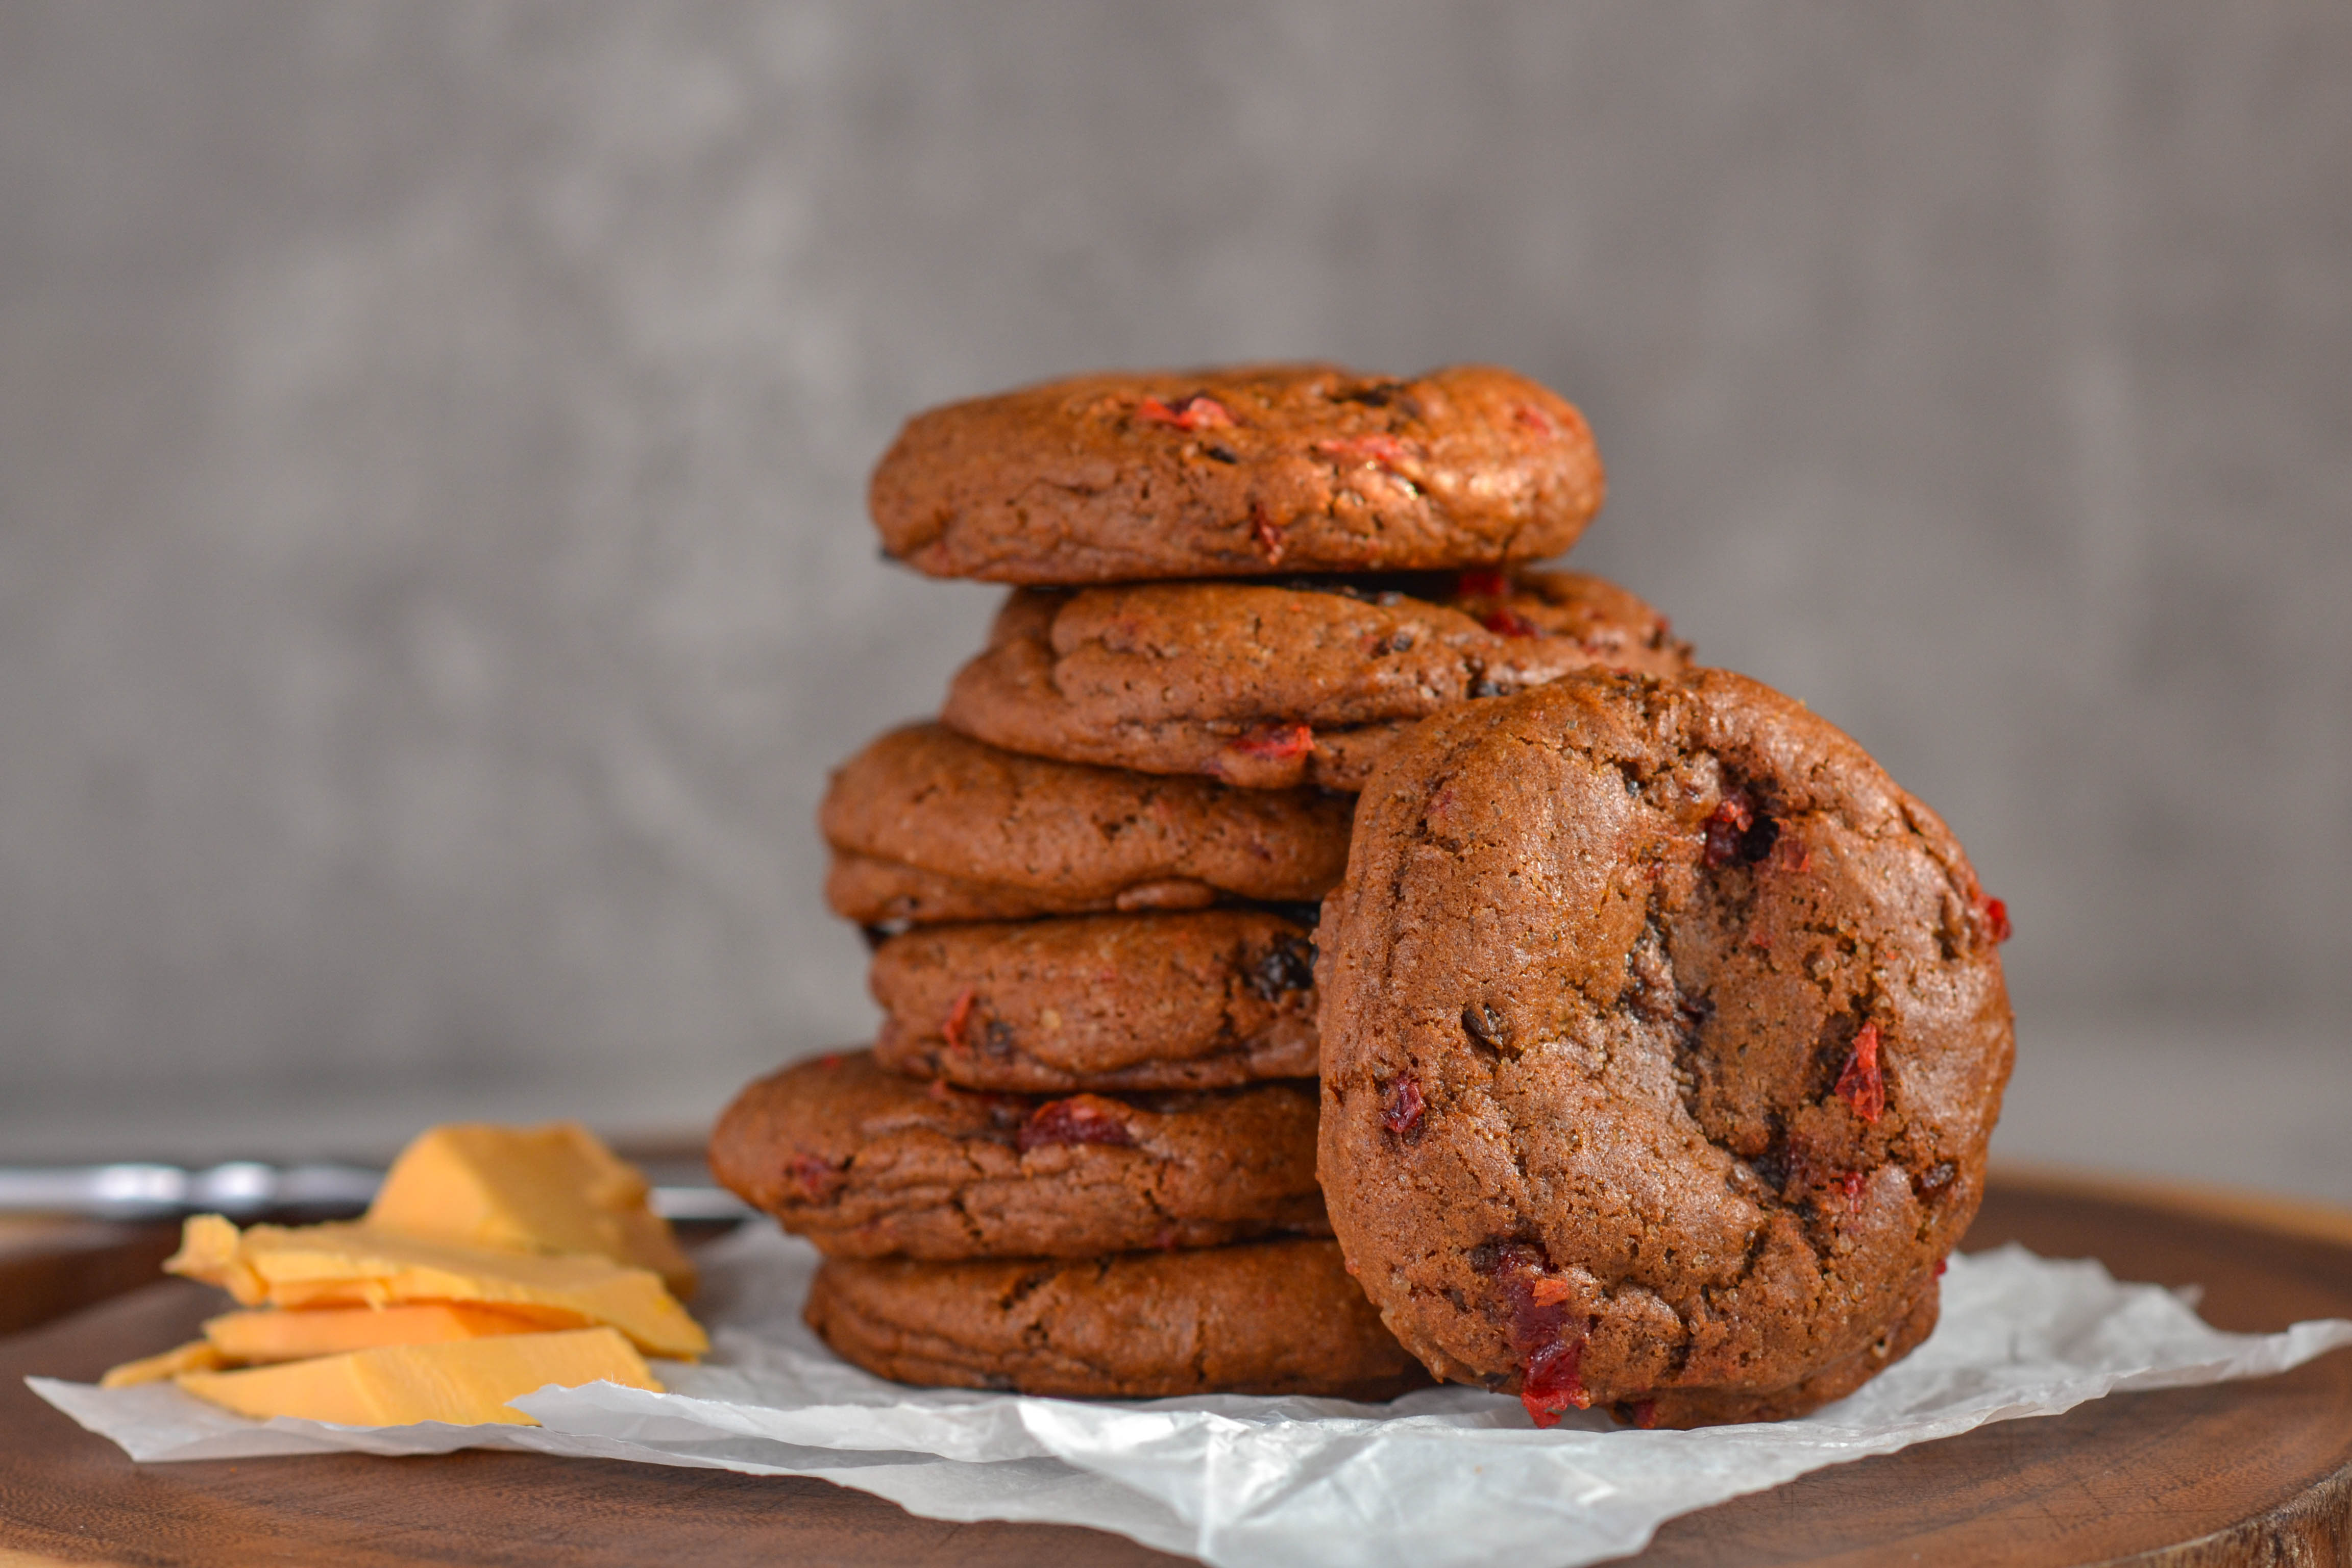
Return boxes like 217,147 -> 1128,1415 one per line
1315,669 -> 2014,1427
821,724 -> 1355,925
871,910 -> 1319,1092
804,1238 -> 1429,1398
870,362 -> 1605,583
710,1049 -> 1327,1259
942,570 -> 1689,790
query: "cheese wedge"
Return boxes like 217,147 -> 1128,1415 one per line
203,1303 -> 555,1363
176,1326 -> 659,1427
366,1122 -> 697,1298
164,1216 -> 708,1359
101,1339 -> 230,1388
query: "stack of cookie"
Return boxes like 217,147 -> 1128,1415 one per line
713,362 -> 1693,1400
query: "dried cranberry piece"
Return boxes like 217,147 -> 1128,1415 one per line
1625,1398 -> 1660,1429
1135,393 -> 1234,431
1837,1169 -> 1866,1204
1975,893 -> 2012,945
1512,403 -> 1557,436
1480,607 -> 1541,639
1834,1021 -> 1885,1123
1017,1096 -> 1136,1153
1232,721 -> 1313,762
1250,504 -> 1284,564
1454,568 -> 1510,600
1475,1242 -> 1593,1425
1702,792 -> 1756,868
1521,1339 -> 1589,1428
1380,1072 -> 1425,1139
1934,1257 -> 1949,1277
941,987 -> 977,1053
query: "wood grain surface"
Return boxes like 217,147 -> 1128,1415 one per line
1,1172 -> 2347,1567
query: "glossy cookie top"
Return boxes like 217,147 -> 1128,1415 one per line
870,363 -> 1605,583
709,1049 -> 1326,1260
820,724 -> 1355,926
943,569 -> 1689,790
1314,668 -> 2015,1427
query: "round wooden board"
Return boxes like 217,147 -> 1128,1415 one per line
1,1174 -> 2347,1567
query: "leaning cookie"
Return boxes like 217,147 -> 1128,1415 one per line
871,910 -> 1319,1093
710,1050 -> 1326,1259
943,569 -> 1688,789
1315,669 -> 2014,1428
870,363 -> 1605,583
805,1239 -> 1430,1399
821,724 -> 1354,926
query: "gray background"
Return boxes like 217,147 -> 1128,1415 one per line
3,3 -> 2347,1194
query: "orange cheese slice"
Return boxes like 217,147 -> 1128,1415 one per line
202,1303 -> 556,1363
366,1123 -> 696,1298
165,1216 -> 707,1359
175,1326 -> 659,1427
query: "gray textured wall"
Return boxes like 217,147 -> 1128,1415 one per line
4,3 -> 2348,1161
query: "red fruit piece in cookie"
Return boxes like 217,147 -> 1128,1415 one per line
1018,1096 -> 1138,1153
1834,1022 -> 1886,1124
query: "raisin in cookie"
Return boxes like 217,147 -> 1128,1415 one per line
1315,669 -> 2014,1428
821,724 -> 1354,925
943,569 -> 1688,790
871,363 -> 1604,583
805,1239 -> 1428,1399
871,910 -> 1318,1092
710,1049 -> 1326,1258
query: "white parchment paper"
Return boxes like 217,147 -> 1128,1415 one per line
32,1224 -> 2352,1568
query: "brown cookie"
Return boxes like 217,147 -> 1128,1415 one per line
870,363 -> 1604,583
871,911 -> 1319,1092
821,724 -> 1354,926
1315,669 -> 2014,1428
804,1239 -> 1429,1399
943,569 -> 1689,790
709,1049 -> 1327,1259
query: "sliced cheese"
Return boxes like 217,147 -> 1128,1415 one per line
366,1122 -> 696,1298
101,1339 -> 229,1388
175,1326 -> 658,1427
203,1303 -> 555,1363
164,1216 -> 708,1359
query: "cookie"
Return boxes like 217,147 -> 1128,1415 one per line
943,569 -> 1689,790
804,1239 -> 1429,1399
1315,669 -> 2014,1428
870,363 -> 1604,583
871,910 -> 1319,1092
709,1049 -> 1326,1259
821,724 -> 1354,926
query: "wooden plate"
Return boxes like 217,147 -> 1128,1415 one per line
1,1171 -> 2347,1567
